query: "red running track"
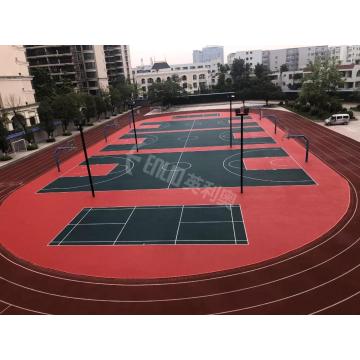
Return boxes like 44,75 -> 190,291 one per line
0,111 -> 349,279
0,108 -> 359,314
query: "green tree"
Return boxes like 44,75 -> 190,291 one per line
299,58 -> 344,111
254,63 -> 268,80
0,113 -> 11,159
79,94 -> 97,125
280,64 -> 289,73
109,87 -> 123,114
30,68 -> 57,101
101,90 -> 112,118
94,95 -> 107,120
148,78 -> 185,107
56,78 -> 75,95
52,94 -> 81,135
214,63 -> 231,92
38,98 -> 56,142
230,58 -> 251,93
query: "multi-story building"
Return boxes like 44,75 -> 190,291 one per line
329,45 -> 360,64
24,45 -> 109,95
227,50 -> 263,69
228,45 -> 359,72
270,64 -> 360,93
103,45 -> 132,84
133,61 -> 218,95
193,46 -> 224,64
0,45 -> 39,131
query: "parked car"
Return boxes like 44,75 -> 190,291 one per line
324,114 -> 350,126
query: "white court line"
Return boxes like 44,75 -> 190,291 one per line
57,208 -> 92,246
167,119 -> 196,188
113,207 -> 136,245
181,221 -> 243,224
229,206 -> 237,245
175,206 -> 184,245
261,116 -> 318,185
69,223 -> 126,226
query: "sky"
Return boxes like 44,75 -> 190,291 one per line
2,0 -> 360,67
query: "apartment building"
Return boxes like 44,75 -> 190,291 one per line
227,50 -> 262,69
270,64 -> 360,93
133,61 -> 218,95
24,45 -> 109,95
103,45 -> 132,84
0,45 -> 39,131
228,45 -> 359,72
329,45 -> 360,64
193,46 -> 224,64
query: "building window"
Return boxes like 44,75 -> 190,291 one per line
156,77 -> 161,83
193,74 -> 197,80
183,83 -> 187,89
193,83 -> 197,88
181,75 -> 187,81
147,78 -> 153,84
141,79 -> 145,84
199,74 -> 205,80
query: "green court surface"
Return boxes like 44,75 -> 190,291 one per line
135,118 -> 258,133
50,205 -> 248,246
104,127 -> 272,151
172,113 -> 221,119
39,148 -> 315,193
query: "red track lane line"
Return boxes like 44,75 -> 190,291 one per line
0,139 -> 354,294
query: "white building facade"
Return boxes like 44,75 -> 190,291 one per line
0,45 -> 39,131
269,64 -> 360,93
228,45 -> 360,72
227,50 -> 263,68
134,61 -> 218,95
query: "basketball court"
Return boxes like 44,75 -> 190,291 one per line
0,110 -> 350,279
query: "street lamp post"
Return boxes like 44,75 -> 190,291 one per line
77,108 -> 95,197
128,99 -> 139,152
229,94 -> 235,147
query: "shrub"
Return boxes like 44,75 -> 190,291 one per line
27,143 -> 38,151
348,110 -> 354,119
278,101 -> 284,106
63,131 -> 72,136
0,154 -> 12,161
303,103 -> 311,112
310,106 -> 319,116
46,138 -> 56,143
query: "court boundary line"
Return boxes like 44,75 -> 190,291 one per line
175,205 -> 184,245
113,207 -> 136,245
57,208 -> 92,246
50,205 -> 247,246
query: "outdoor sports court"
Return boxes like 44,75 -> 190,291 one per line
0,109 -> 349,282
51,205 -> 247,246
